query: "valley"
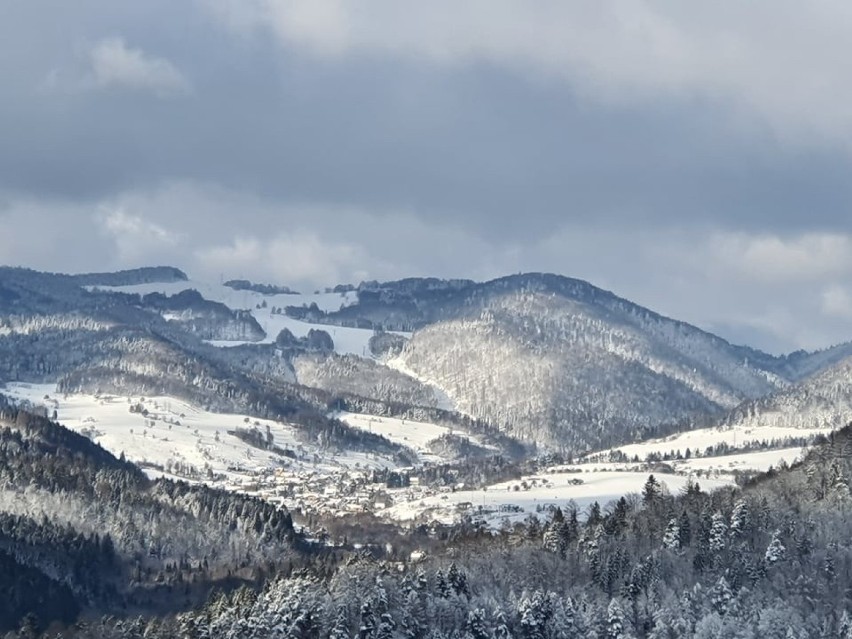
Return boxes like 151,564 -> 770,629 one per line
2,265 -> 852,636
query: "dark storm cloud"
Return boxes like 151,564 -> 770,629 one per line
3,0 -> 852,236
2,1 -> 852,351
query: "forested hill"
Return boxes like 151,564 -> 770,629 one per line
10,417 -> 852,637
5,265 -> 852,455
0,397 -> 301,635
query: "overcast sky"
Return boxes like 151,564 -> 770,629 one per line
2,1 -> 852,353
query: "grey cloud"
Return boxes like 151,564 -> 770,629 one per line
88,37 -> 190,97
1,2 -> 852,351
3,1 -> 852,236
207,1 -> 852,148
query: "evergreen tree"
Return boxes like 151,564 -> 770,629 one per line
588,502 -> 603,527
543,509 -> 569,558
662,518 -> 681,551
642,476 -> 661,507
375,613 -> 395,639
448,562 -> 469,596
838,610 -> 852,639
678,511 -> 692,547
550,596 -> 580,639
518,591 -> 551,639
435,570 -> 452,599
606,599 -> 630,639
729,500 -> 750,540
708,512 -> 728,554
493,605 -> 514,639
328,606 -> 350,639
358,601 -> 375,639
465,608 -> 489,639
710,577 -> 733,615
764,530 -> 786,565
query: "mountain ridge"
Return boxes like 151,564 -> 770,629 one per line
3,264 -> 852,453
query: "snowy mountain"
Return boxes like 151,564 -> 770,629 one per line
3,265 -> 852,456
302,273 -> 807,450
722,352 -> 852,431
282,273 -> 852,450
5,265 -> 852,637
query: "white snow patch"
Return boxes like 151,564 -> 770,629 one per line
381,470 -> 733,526
87,280 -> 408,357
2,383 -> 396,482
336,412 -> 493,463
597,424 -> 831,462
384,355 -> 457,412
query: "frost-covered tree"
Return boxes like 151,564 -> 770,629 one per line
729,500 -> 749,540
491,605 -> 514,639
375,613 -> 395,639
606,598 -> 631,639
642,475 -> 661,506
465,608 -> 489,639
710,577 -> 733,615
662,517 -> 681,551
448,562 -> 469,596
764,530 -> 786,565
550,596 -> 581,639
358,601 -> 375,639
838,610 -> 852,639
543,508 -> 569,558
708,512 -> 728,554
517,591 -> 551,639
678,511 -> 692,547
328,606 -> 350,639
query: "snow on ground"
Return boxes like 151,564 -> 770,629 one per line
377,429 -> 816,527
597,424 -> 831,462
338,413 -> 451,464
382,355 -> 457,412
336,412 -> 494,464
89,280 -> 410,357
2,383 -> 747,528
88,280 -> 358,314
381,470 -> 734,526
3,381 -> 812,528
2,383 -> 395,482
673,447 -> 805,473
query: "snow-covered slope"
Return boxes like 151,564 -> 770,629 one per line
85,271 -> 852,453
380,468 -> 733,527
388,286 -> 785,450
90,280 -> 402,357
10,265 -> 852,461
600,423 -> 831,461
722,353 -> 852,431
3,383 -> 397,479
337,412 -> 496,464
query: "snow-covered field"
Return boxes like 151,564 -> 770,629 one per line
673,447 -> 805,472
337,412 -> 494,464
88,280 -> 410,357
596,424 -> 830,462
3,383 -> 395,481
381,470 -> 733,526
379,422 -> 822,527
2,380 -> 820,528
